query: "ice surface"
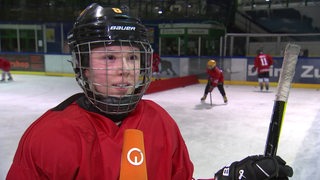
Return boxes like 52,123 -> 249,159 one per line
0,75 -> 319,179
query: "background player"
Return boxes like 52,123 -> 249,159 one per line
7,3 -> 292,180
201,59 -> 228,103
0,57 -> 13,82
252,49 -> 273,91
152,51 -> 161,80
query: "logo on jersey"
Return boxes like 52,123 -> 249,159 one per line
127,147 -> 144,166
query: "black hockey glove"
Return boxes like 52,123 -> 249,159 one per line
214,155 -> 293,180
251,66 -> 256,73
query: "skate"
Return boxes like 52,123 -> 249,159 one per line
223,96 -> 228,103
8,77 -> 13,81
200,94 -> 207,101
0,79 -> 5,82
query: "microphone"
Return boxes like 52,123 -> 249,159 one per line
119,129 -> 148,180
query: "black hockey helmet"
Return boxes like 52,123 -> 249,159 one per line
67,3 -> 153,118
68,3 -> 148,50
257,48 -> 264,55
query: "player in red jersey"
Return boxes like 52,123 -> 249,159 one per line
252,50 -> 273,91
201,59 -> 228,103
0,57 -> 13,82
7,3 -> 292,180
152,52 -> 161,80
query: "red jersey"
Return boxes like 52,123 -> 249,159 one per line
152,53 -> 161,73
0,58 -> 11,71
7,98 -> 194,180
254,54 -> 273,74
206,67 -> 224,87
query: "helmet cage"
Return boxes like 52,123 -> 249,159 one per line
71,39 -> 153,115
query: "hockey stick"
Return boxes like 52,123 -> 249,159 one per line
264,43 -> 300,157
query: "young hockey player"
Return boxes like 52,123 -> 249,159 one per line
201,59 -> 228,103
0,57 -> 13,82
7,3 -> 292,180
152,51 -> 161,80
252,50 -> 273,91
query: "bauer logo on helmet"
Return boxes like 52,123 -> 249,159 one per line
110,26 -> 136,31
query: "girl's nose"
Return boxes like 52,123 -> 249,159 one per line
119,57 -> 130,76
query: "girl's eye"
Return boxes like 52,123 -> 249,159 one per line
106,55 -> 116,61
129,55 -> 138,61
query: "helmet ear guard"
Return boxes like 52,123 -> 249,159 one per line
67,3 -> 153,116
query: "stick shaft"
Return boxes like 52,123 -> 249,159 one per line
264,101 -> 286,156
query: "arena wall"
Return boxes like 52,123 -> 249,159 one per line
1,54 -> 319,89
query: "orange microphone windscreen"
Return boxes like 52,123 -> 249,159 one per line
119,129 -> 148,180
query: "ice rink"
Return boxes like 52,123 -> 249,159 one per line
0,74 -> 319,179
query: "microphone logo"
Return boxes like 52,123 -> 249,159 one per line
127,147 -> 144,166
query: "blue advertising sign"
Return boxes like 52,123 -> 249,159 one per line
247,57 -> 320,84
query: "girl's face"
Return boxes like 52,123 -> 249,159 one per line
85,45 -> 141,97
